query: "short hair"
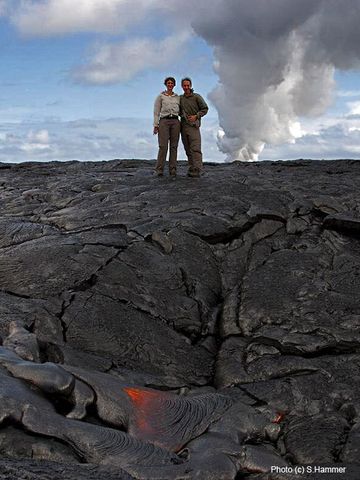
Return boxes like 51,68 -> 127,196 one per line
164,76 -> 176,86
181,77 -> 192,86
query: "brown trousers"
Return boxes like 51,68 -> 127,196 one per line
155,118 -> 180,173
181,123 -> 203,173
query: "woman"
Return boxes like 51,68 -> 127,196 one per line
153,77 -> 180,177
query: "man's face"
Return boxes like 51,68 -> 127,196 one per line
182,81 -> 192,95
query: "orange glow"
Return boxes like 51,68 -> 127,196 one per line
273,412 -> 285,423
124,387 -> 160,405
123,386 -> 164,435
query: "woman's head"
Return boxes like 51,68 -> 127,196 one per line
164,77 -> 176,89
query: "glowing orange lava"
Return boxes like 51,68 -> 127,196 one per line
273,412 -> 285,423
124,387 -> 160,405
123,387 -> 163,435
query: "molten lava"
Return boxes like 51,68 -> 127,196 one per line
123,386 -> 165,436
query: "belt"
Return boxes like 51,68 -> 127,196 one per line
162,115 -> 179,119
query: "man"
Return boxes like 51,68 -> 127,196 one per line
180,77 -> 208,177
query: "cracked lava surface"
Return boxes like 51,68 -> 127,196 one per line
0,159 -> 359,479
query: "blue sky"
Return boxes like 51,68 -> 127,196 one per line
0,0 -> 360,163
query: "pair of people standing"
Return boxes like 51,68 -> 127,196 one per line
153,77 -> 208,178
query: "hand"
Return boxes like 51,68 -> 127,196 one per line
153,126 -> 159,135
187,115 -> 197,123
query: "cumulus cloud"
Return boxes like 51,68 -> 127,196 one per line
72,31 -> 190,84
4,129 -> 50,154
0,117 -> 228,163
1,113 -> 360,163
264,124 -> 360,160
20,129 -> 50,152
0,119 -> 158,162
11,0 -> 166,35
263,96 -> 360,160
347,101 -> 360,116
27,129 -> 50,144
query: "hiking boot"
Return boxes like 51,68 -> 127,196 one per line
187,170 -> 200,178
170,170 -> 177,177
156,171 -> 164,177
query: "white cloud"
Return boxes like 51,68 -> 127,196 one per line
337,90 -> 360,98
0,117 -> 225,163
0,118 -> 155,162
0,115 -> 360,164
0,127 -> 51,157
21,143 -> 50,153
347,101 -> 360,116
21,129 -> 51,153
28,129 -> 50,144
11,0 -> 167,35
263,116 -> 360,160
73,31 -> 190,84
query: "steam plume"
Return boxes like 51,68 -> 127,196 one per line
191,0 -> 360,160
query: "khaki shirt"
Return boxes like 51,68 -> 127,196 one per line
180,92 -> 208,127
153,93 -> 180,126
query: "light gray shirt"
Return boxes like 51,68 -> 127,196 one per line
153,93 -> 180,126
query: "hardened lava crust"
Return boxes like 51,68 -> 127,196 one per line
0,159 -> 359,479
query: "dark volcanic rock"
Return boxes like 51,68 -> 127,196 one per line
0,158 -> 359,479
0,458 -> 135,480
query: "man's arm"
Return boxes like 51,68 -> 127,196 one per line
187,94 -> 209,124
195,94 -> 209,119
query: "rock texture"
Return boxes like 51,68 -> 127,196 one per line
0,158 -> 359,479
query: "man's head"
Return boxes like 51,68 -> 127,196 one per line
181,77 -> 193,95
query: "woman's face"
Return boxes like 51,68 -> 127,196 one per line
166,80 -> 175,91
